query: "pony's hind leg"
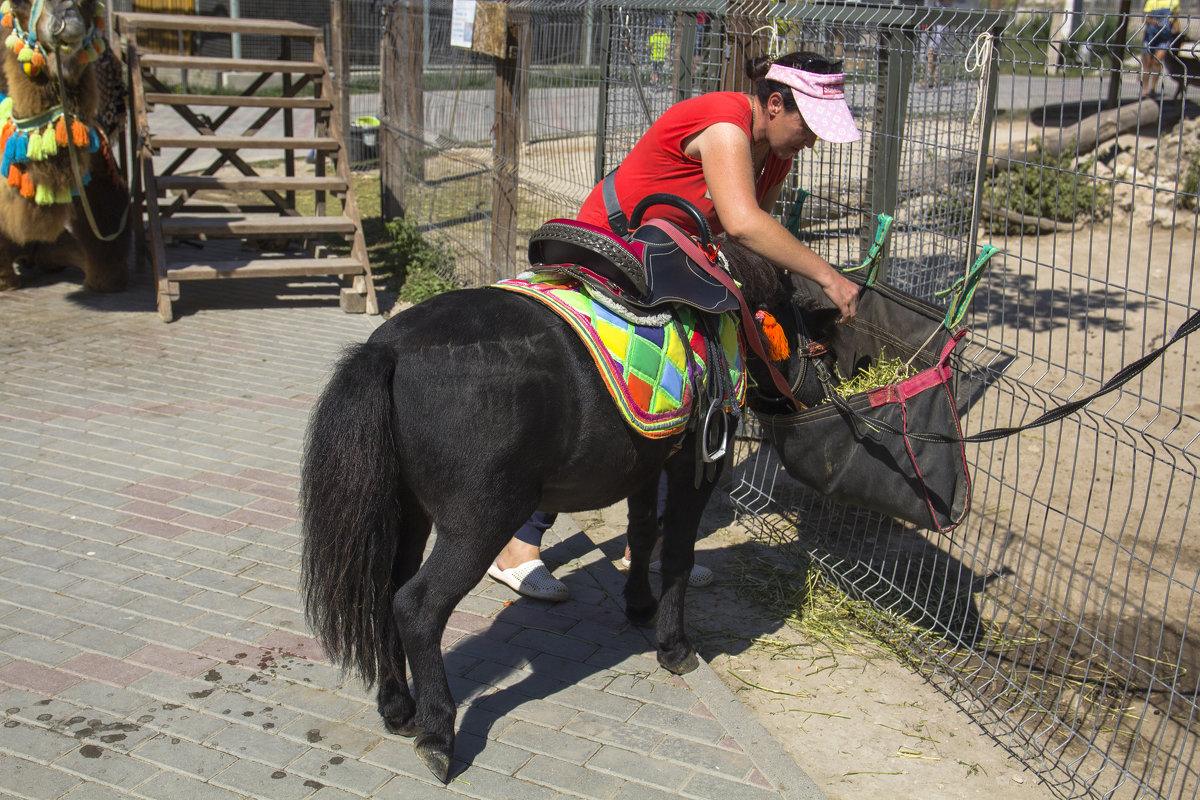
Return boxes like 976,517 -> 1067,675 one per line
623,477 -> 661,627
377,508 -> 432,738
393,527 -> 509,783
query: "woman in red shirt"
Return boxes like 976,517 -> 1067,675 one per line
487,52 -> 862,601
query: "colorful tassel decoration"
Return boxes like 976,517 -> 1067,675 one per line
12,132 -> 27,163
40,126 -> 56,156
71,119 -> 88,147
87,127 -> 98,152
755,310 -> 790,362
6,165 -> 18,188
55,186 -> 71,204
33,183 -> 52,205
19,170 -> 32,199
25,128 -> 41,160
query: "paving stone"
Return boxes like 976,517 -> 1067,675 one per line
131,770 -> 247,800
0,633 -> 79,667
629,702 -> 727,744
653,733 -> 756,780
286,746 -> 393,796
514,754 -> 623,799
564,711 -> 664,752
498,720 -> 599,765
128,732 -> 237,779
0,752 -> 82,799
209,758 -> 318,800
587,742 -> 695,791
51,738 -> 160,791
0,717 -> 84,762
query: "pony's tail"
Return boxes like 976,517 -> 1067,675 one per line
300,342 -> 403,687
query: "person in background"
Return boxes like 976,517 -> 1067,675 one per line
487,51 -> 862,601
649,20 -> 671,86
1141,0 -> 1181,99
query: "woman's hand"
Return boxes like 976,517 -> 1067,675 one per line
819,270 -> 860,323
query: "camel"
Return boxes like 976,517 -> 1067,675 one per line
0,0 -> 130,293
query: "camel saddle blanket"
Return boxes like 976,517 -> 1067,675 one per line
495,271 -> 746,438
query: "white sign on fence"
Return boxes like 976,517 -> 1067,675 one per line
450,0 -> 476,48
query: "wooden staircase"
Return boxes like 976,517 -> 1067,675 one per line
117,13 -> 378,322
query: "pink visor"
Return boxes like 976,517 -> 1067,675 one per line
765,63 -> 861,143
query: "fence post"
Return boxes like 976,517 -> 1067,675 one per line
491,12 -> 528,283
720,4 -> 755,93
594,6 -> 612,184
862,27 -> 914,281
332,0 -> 351,157
381,0 -> 425,220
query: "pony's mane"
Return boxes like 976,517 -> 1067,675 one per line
720,240 -> 791,310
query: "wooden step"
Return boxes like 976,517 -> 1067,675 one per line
149,135 -> 339,151
138,54 -> 324,75
156,175 -> 348,193
161,214 -> 357,237
117,12 -> 321,38
165,256 -> 365,280
144,93 -> 332,110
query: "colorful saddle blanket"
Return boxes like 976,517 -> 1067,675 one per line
495,271 -> 746,438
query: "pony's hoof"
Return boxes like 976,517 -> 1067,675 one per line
415,737 -> 452,784
658,647 -> 700,675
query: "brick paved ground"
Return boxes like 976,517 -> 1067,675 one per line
0,269 -> 824,799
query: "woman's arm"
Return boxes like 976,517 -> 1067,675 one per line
692,122 -> 860,321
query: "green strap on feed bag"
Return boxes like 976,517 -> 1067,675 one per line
939,244 -> 1000,329
785,189 -> 809,237
842,213 -> 893,288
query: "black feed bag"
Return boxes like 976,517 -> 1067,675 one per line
755,273 -> 971,533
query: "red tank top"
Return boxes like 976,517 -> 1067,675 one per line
577,92 -> 792,236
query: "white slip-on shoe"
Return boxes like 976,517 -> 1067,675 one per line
486,559 -> 569,602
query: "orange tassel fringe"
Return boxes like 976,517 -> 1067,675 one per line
55,117 -> 67,146
7,165 -> 19,188
19,171 -> 33,199
71,119 -> 88,146
755,310 -> 790,362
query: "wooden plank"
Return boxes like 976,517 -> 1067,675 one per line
144,93 -> 332,110
149,135 -> 338,150
161,214 -> 357,236
156,176 -> 347,193
138,54 -> 324,75
165,256 -> 365,280
117,12 -> 321,38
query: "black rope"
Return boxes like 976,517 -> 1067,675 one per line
820,308 -> 1200,445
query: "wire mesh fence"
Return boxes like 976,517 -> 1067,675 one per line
372,2 -> 1200,797
119,0 -> 1200,796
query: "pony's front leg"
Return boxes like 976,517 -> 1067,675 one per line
623,478 -> 661,627
653,458 -> 718,675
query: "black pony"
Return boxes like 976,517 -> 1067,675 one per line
300,240 -> 832,782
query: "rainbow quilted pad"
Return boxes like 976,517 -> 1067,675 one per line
495,272 -> 746,438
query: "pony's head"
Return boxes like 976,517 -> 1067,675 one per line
2,0 -> 106,80
719,240 -> 840,413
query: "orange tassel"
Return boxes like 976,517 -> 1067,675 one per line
755,310 -> 790,362
30,51 -> 43,70
7,165 -> 20,188
2,13 -> 11,27
55,117 -> 67,146
1,120 -> 14,138
19,171 -> 33,199
71,119 -> 88,146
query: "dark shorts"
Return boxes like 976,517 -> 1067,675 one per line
1144,22 -> 1174,54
